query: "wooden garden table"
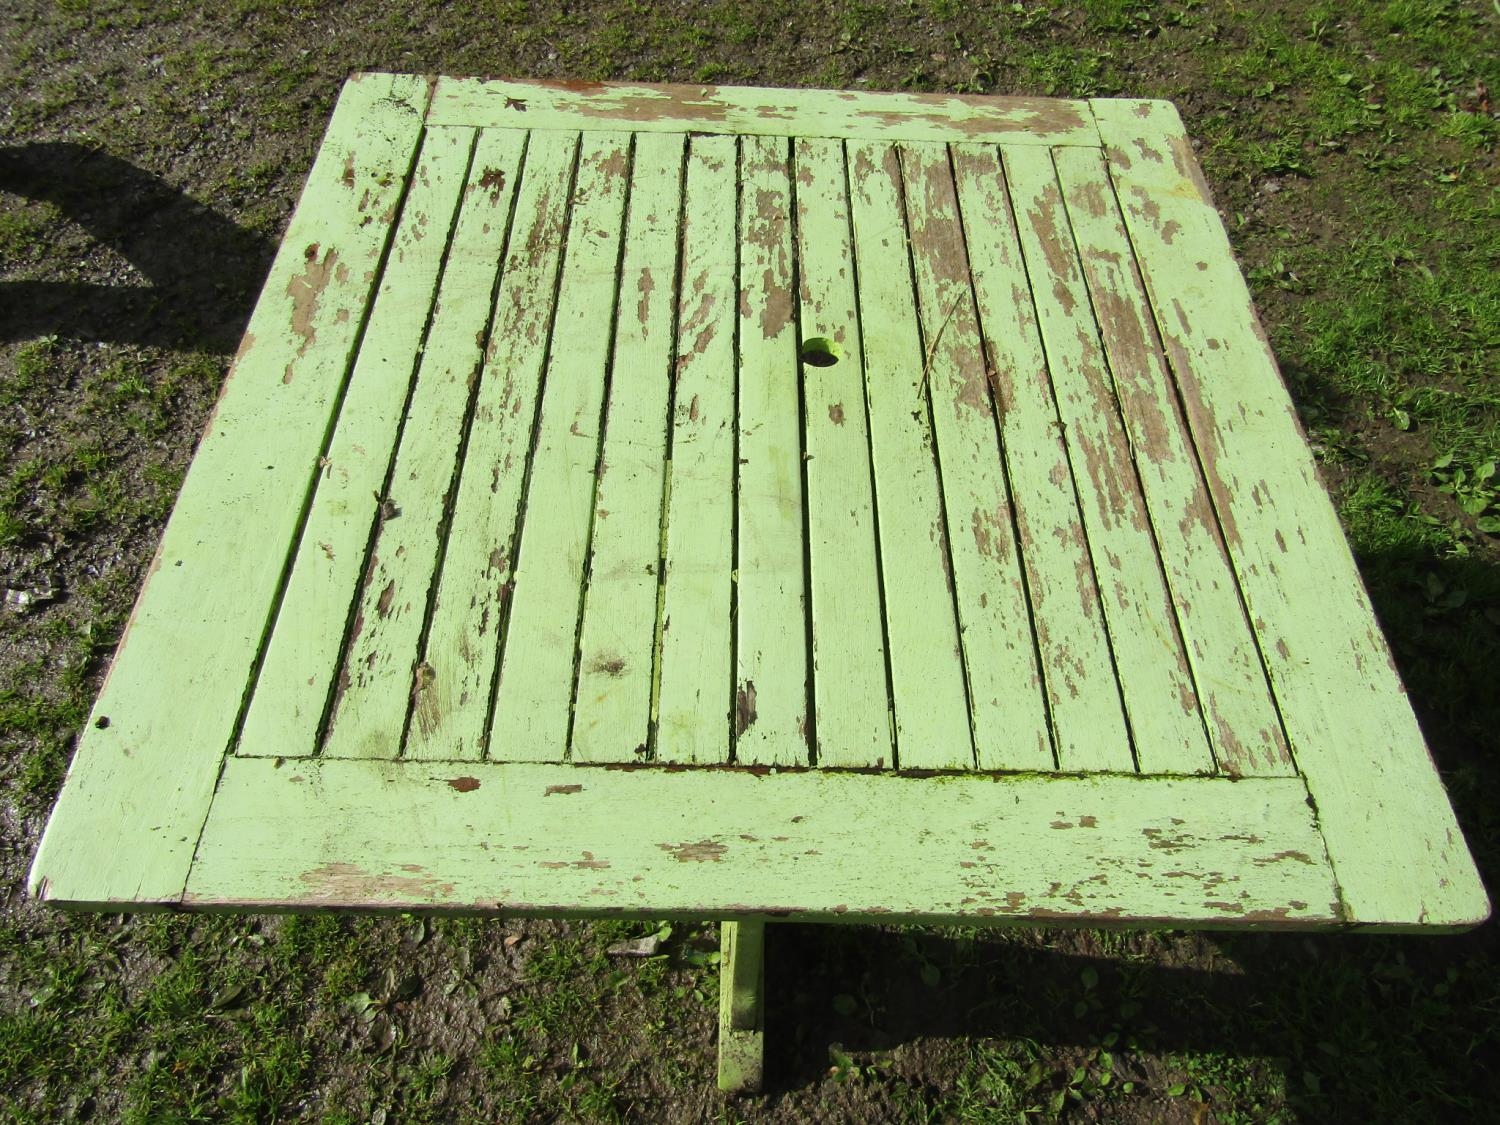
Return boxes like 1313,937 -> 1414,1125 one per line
31,74 -> 1487,1091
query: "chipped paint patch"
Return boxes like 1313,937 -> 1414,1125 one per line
299,862 -> 455,903
477,165 -> 507,200
658,839 -> 728,862
283,243 -> 341,376
735,680 -> 758,737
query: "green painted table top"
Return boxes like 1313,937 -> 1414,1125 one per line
30,75 -> 1487,932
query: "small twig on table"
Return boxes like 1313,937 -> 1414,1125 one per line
915,293 -> 964,402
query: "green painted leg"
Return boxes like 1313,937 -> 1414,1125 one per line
717,919 -> 765,1093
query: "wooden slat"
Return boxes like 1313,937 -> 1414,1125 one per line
1003,145 -> 1212,776
846,140 -> 973,770
655,136 -> 739,764
793,138 -> 892,768
488,133 -> 631,761
950,143 -> 1130,772
897,141 -> 1053,771
405,132 -> 579,762
181,759 -> 1342,928
1093,98 -> 1488,927
428,76 -> 1100,147
733,135 -> 808,767
321,129 -> 526,760
28,73 -> 432,904
1053,144 -> 1292,778
237,126 -> 476,758
570,133 -> 685,763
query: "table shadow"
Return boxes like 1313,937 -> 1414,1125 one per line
764,533 -> 1499,1112
764,920 -> 1492,1108
0,142 -> 273,351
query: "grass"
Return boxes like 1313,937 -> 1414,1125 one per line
0,0 -> 1497,1121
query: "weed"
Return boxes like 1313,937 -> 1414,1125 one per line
1431,454 -> 1500,533
1015,46 -> 1119,96
937,1040 -> 1050,1121
1166,1050 -> 1287,1125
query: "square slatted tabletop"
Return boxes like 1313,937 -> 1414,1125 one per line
33,75 -> 1486,937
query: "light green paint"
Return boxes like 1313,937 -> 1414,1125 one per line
896,140 -> 1054,772
793,137 -> 892,769
428,77 -> 1099,147
177,761 -> 1343,927
31,80 -> 1487,938
488,133 -> 631,761
1094,98 -> 1488,928
846,139 -> 973,771
28,72 -> 431,904
237,125 -> 473,759
1051,144 -> 1292,779
717,920 -> 765,1093
571,133 -> 685,763
407,131 -> 579,762
323,128 -> 527,761
656,136 -> 738,764
1003,145 -> 1212,776
949,143 -> 1129,772
733,135 -> 808,768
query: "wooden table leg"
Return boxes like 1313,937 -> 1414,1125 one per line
716,918 -> 765,1093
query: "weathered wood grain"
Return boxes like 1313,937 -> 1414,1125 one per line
181,759 -> 1341,928
733,135 -> 809,767
1053,143 -> 1292,778
28,73 -> 432,904
406,131 -> 579,762
898,141 -> 1053,771
846,140 -> 974,770
488,133 -> 631,761
570,133 -> 685,763
1094,98 -> 1487,927
321,128 -> 526,760
793,138 -> 892,768
429,76 -> 1100,147
1003,145 -> 1211,776
237,125 -> 475,759
950,143 -> 1130,772
655,136 -> 739,764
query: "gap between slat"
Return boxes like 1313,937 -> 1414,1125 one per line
786,139 -> 818,768
563,135 -> 639,762
646,136 -> 695,762
727,134 -> 745,763
1042,145 -> 1218,772
941,140 -> 1058,770
227,123 -> 441,756
480,135 -> 587,759
910,143 -> 983,773
306,126 -> 479,756
400,132 -> 534,757
839,138 -> 902,770
1092,147 -> 1299,777
1002,144 -> 1142,771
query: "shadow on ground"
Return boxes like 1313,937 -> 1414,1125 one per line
764,915 -> 1492,1107
762,534 -> 1498,1110
0,142 -> 272,351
